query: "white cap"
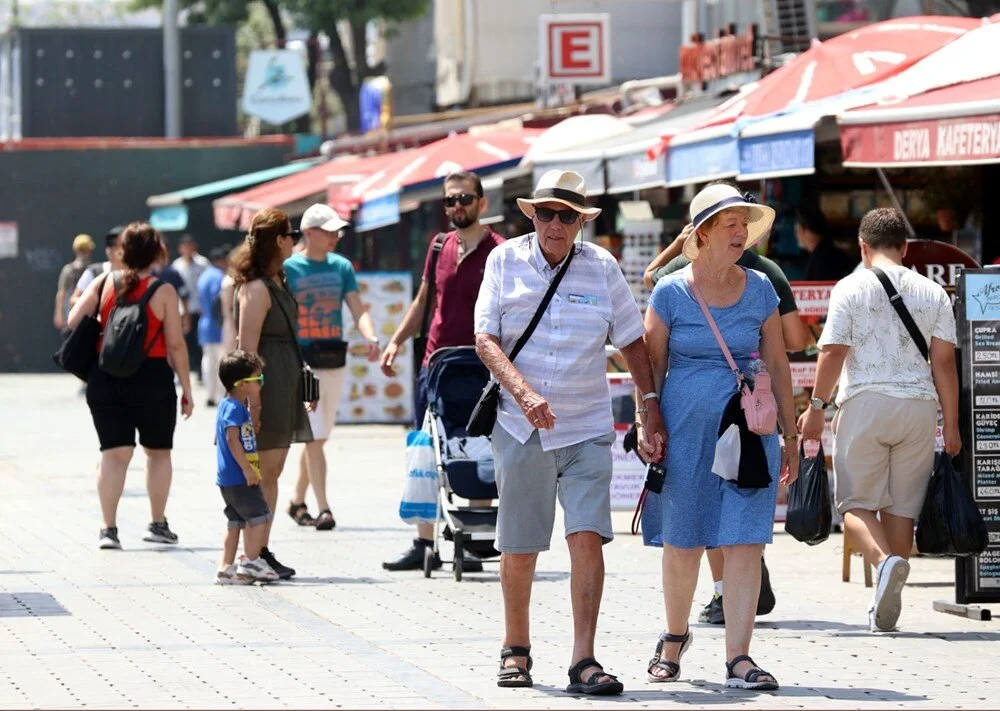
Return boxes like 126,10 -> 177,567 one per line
300,203 -> 349,232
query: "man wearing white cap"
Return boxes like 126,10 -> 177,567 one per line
283,203 -> 380,531
475,169 -> 665,694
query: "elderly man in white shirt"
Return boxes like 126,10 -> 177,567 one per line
475,170 -> 666,695
800,207 -> 961,634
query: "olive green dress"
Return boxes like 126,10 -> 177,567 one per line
238,279 -> 313,450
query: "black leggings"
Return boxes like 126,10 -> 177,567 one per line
86,358 -> 177,451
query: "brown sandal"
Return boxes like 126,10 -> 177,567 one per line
287,502 -> 315,526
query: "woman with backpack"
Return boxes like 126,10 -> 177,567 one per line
232,208 -> 313,580
68,222 -> 194,551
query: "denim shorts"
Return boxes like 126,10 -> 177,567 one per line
220,484 -> 272,529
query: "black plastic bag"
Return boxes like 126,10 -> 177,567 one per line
784,443 -> 832,545
916,455 -> 988,557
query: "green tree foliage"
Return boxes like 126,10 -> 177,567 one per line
284,0 -> 430,131
131,0 -> 431,133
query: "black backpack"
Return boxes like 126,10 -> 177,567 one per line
98,273 -> 165,377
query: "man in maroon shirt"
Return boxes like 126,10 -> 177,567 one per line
380,170 -> 504,572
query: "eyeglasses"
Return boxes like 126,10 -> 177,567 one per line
534,207 -> 580,225
234,374 -> 264,386
444,193 -> 477,208
284,229 -> 302,240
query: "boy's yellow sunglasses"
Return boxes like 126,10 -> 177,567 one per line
234,374 -> 264,386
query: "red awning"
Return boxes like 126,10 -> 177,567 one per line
212,151 -> 407,231
343,128 -> 542,209
654,15 -> 979,157
840,74 -> 1000,167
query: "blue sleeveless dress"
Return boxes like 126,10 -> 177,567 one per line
642,266 -> 781,549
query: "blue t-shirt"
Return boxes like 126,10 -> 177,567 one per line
283,252 -> 359,345
197,265 -> 224,345
216,397 -> 260,487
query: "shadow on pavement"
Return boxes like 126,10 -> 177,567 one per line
530,680 -> 926,704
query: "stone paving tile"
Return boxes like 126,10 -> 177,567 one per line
2,375 -> 999,709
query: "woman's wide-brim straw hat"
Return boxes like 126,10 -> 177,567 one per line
517,169 -> 602,221
684,184 -> 776,261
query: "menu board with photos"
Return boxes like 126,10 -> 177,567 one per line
337,272 -> 414,425
957,270 -> 1000,603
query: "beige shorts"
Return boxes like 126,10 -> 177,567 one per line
307,367 -> 348,441
832,391 -> 937,519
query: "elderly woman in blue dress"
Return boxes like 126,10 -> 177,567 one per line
636,182 -> 799,690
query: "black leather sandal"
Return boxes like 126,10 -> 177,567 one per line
725,654 -> 779,690
647,627 -> 693,683
566,658 -> 624,696
287,502 -> 315,526
314,509 -> 336,531
497,646 -> 532,688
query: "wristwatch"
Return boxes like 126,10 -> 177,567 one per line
809,396 -> 832,411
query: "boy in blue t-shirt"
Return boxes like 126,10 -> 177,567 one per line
215,350 -> 278,585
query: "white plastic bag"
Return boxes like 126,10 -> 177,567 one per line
712,423 -> 741,482
399,429 -> 439,524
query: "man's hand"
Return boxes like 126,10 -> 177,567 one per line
54,313 -> 65,330
638,408 -> 667,463
780,441 -> 800,486
516,386 -> 556,430
366,340 -> 381,363
943,422 -> 962,456
798,408 -> 825,442
379,342 -> 400,377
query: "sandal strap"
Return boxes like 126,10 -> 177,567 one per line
569,657 -> 615,685
500,646 -> 532,672
745,667 -> 774,683
648,659 -> 680,677
658,628 -> 690,644
497,667 -> 530,679
500,645 -> 531,659
726,654 -> 755,675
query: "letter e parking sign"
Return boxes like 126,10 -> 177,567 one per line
539,14 -> 611,85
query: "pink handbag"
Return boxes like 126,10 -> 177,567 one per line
687,274 -> 778,436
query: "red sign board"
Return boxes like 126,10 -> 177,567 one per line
539,14 -> 611,85
679,25 -> 758,85
842,113 -> 1000,167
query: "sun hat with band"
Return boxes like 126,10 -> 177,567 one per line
517,169 -> 602,222
683,183 -> 776,261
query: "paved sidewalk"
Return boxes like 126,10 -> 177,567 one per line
1,374 -> 998,709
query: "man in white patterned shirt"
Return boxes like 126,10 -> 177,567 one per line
799,208 -> 961,633
475,170 -> 665,695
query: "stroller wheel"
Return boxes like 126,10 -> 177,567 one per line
454,534 -> 464,582
423,546 -> 435,579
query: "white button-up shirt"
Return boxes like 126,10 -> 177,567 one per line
475,234 -> 645,451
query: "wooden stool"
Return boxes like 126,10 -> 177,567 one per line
842,526 -> 873,587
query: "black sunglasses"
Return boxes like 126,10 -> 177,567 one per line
285,229 -> 302,240
444,193 -> 477,208
534,206 -> 580,225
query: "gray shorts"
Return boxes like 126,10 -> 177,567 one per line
492,426 -> 615,554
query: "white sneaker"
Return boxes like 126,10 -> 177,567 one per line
871,555 -> 910,631
236,556 -> 280,583
214,564 -> 242,585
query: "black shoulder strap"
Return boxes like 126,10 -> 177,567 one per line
872,266 -> 929,361
419,232 -> 448,339
508,242 -> 576,363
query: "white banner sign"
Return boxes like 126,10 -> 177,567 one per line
242,50 -> 312,126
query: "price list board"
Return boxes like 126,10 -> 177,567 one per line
957,270 -> 1000,603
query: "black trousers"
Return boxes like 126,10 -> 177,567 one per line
186,313 -> 203,380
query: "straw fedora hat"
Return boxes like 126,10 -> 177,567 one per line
517,169 -> 602,221
683,183 -> 776,261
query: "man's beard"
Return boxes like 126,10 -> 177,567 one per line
451,213 -> 478,229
